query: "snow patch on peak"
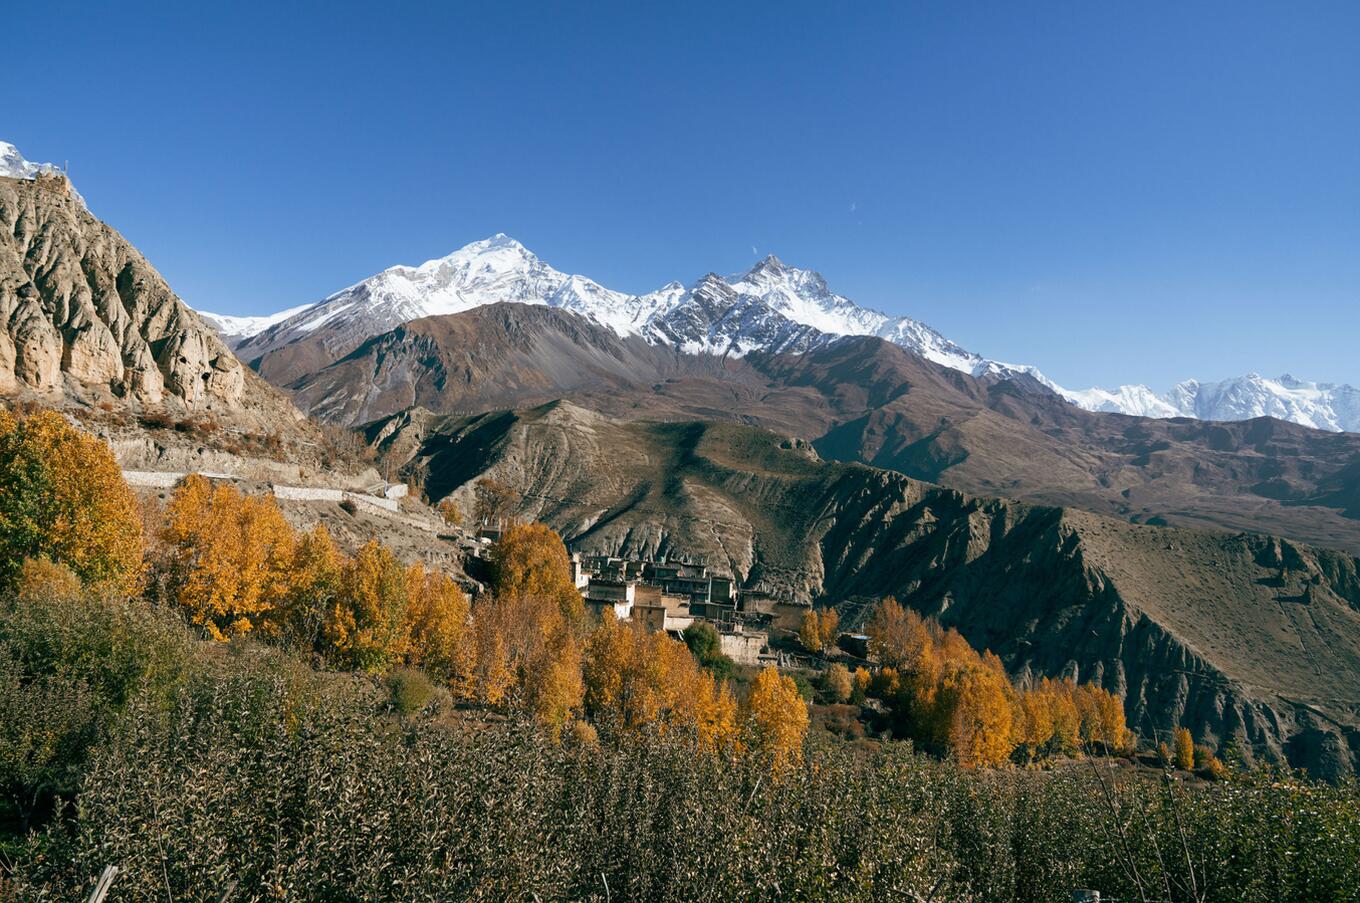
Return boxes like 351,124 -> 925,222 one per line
1059,373 -> 1360,432
0,141 -> 86,208
196,304 -> 316,348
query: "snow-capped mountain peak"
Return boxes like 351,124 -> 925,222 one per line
195,305 -> 317,348
233,235 -> 636,360
1,141 -> 86,207
1058,372 -> 1360,432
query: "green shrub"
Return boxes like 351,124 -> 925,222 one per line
0,580 -> 195,831
386,667 -> 435,716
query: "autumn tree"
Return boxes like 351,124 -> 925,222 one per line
867,597 -> 909,666
1015,676 -> 1083,760
15,556 -> 83,606
935,659 -> 1016,769
489,522 -> 584,624
474,477 -> 520,526
582,612 -> 737,751
404,563 -> 473,693
0,409 -> 143,594
743,666 -> 809,773
1075,683 -> 1132,753
163,475 -> 295,641
326,540 -> 411,672
798,610 -> 823,653
436,498 -> 463,527
823,663 -> 853,703
818,609 -> 840,649
1173,726 -> 1195,771
851,667 -> 871,705
470,586 -> 574,711
276,524 -> 344,650
520,629 -> 584,737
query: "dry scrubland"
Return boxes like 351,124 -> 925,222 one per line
0,406 -> 1358,901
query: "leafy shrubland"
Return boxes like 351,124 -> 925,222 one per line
0,406 -> 1357,901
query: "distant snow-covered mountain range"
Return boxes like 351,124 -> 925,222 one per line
198,234 -> 1360,432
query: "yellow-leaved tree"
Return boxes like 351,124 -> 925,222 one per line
489,522 -> 585,625
743,666 -> 809,773
581,612 -> 738,751
936,656 -> 1016,769
404,562 -> 474,693
277,524 -> 344,650
798,609 -> 824,653
326,540 -> 411,672
163,475 -> 294,640
1173,726 -> 1195,770
0,409 -> 143,594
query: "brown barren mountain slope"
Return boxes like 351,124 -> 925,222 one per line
287,303 -> 1360,553
373,401 -> 1360,777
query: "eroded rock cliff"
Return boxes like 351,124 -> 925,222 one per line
0,173 -> 246,407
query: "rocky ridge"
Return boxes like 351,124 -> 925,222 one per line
0,174 -> 304,430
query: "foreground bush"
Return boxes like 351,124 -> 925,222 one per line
12,664 -> 1358,902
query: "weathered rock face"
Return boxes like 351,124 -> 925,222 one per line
0,174 -> 245,407
377,401 -> 1360,778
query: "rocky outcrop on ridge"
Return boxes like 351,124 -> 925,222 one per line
0,174 -> 260,411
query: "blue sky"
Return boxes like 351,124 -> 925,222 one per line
5,1 -> 1357,390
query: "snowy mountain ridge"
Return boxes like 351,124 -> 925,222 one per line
0,141 -> 86,207
1065,374 -> 1360,432
209,234 -> 1357,433
196,305 -> 316,347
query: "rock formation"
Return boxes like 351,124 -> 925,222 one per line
0,173 -> 246,408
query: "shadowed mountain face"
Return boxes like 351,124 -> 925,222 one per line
288,303 -> 1360,554
371,401 -> 1360,778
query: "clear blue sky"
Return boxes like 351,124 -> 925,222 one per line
5,1 -> 1357,390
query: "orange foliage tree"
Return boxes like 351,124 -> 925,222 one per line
278,524 -> 344,650
0,409 -> 143,593
404,563 -> 474,693
582,612 -> 737,751
866,596 -> 1133,766
327,540 -> 412,673
163,475 -> 295,641
489,522 -> 585,625
743,666 -> 809,773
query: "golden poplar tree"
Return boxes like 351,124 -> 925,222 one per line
817,609 -> 840,650
277,524 -> 344,649
937,661 -> 1016,769
0,409 -> 143,594
404,563 -> 474,693
327,540 -> 411,672
798,610 -> 824,653
743,666 -> 809,774
163,475 -> 295,640
851,667 -> 872,705
489,522 -> 585,624
521,629 -> 584,737
1173,726 -> 1195,770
